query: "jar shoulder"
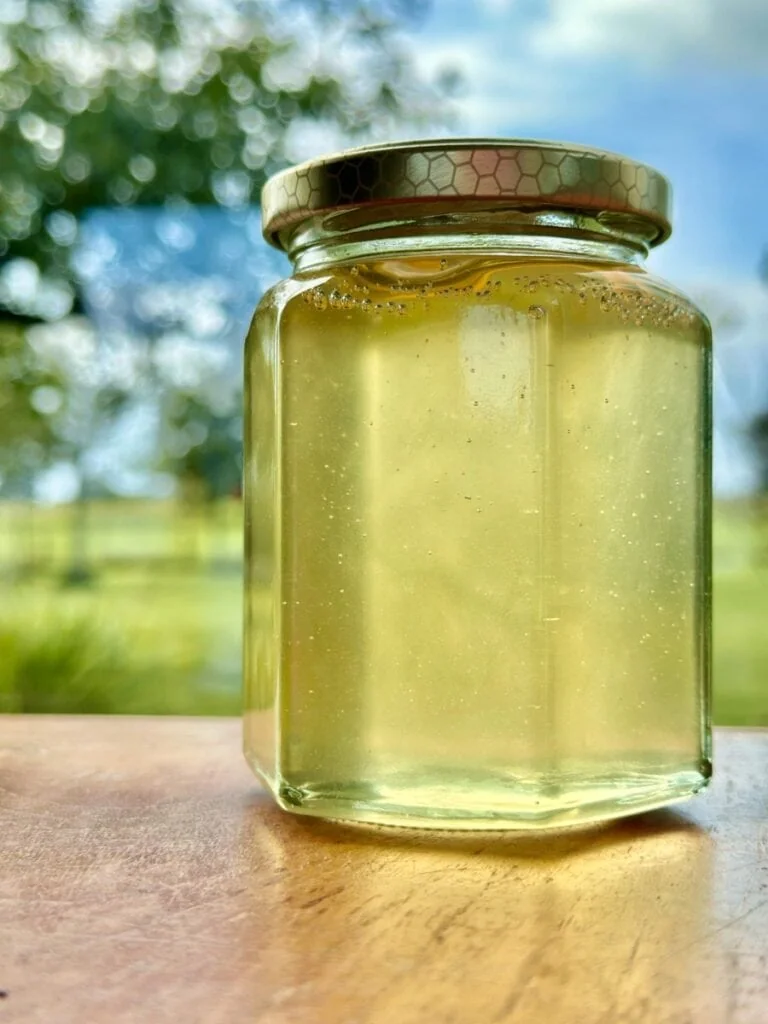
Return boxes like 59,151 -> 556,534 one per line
246,277 -> 311,356
252,277 -> 309,323
249,259 -> 711,342
629,268 -> 711,332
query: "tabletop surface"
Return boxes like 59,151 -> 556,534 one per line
0,717 -> 766,1024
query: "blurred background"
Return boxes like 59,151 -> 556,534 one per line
0,0 -> 766,721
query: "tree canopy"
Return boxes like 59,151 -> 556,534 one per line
0,0 -> 445,318
0,0 -> 449,504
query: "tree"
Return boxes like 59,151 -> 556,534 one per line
0,0 -> 449,569
749,248 -> 768,492
750,413 -> 768,492
0,313 -> 60,497
24,315 -> 133,581
0,0 -> 444,316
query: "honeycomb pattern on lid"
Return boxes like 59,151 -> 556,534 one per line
261,139 -> 672,250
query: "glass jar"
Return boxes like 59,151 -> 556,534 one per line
244,139 -> 711,829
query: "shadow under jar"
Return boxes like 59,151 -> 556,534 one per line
243,139 -> 712,829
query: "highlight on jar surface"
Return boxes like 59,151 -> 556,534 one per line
243,139 -> 712,829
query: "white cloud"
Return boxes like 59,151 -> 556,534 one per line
531,0 -> 768,70
414,37 -> 565,133
419,0 -> 768,143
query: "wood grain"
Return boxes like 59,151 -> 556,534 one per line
0,717 -> 766,1024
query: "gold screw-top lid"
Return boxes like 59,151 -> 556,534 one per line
261,138 -> 672,250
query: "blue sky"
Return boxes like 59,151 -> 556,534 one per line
407,0 -> 768,284
401,0 -> 768,494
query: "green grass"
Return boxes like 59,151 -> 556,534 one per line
0,497 -> 766,723
0,568 -> 243,715
0,499 -> 243,716
713,500 -> 768,725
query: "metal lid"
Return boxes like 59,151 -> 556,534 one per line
261,138 -> 672,249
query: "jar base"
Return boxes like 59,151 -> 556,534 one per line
263,764 -> 710,831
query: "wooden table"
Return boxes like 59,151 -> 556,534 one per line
0,718 -> 766,1024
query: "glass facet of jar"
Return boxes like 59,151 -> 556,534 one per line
244,140 -> 712,829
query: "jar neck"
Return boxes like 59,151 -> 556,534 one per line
284,207 -> 655,273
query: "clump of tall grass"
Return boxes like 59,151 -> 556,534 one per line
0,613 -> 236,715
0,616 -> 139,713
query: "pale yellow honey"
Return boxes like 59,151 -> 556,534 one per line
244,253 -> 711,828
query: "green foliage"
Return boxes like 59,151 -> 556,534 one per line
0,0 -> 448,511
749,412 -> 768,493
0,606 -> 239,715
0,498 -> 243,715
0,615 -> 135,713
0,318 -> 60,493
747,252 -> 768,491
0,316 -> 133,516
715,571 -> 768,726
0,0 -> 444,309
161,390 -> 242,502
713,498 -> 768,725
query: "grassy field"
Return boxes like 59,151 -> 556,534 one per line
0,500 -> 243,716
0,497 -> 766,723
712,500 -> 768,724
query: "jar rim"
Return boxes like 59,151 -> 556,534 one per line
261,137 -> 672,251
